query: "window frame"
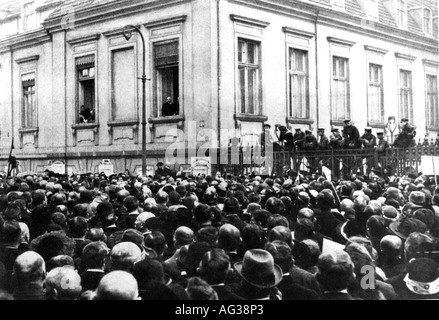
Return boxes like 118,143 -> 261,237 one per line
423,7 -> 433,36
22,1 -> 36,32
109,45 -> 138,122
426,73 -> 438,128
75,53 -> 97,124
152,38 -> 181,118
396,0 -> 407,29
398,68 -> 413,122
367,63 -> 384,124
331,55 -> 350,122
288,47 -> 309,119
21,72 -> 37,129
236,37 -> 262,116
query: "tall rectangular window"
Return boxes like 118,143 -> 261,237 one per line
76,55 -> 96,124
396,0 -> 407,28
23,2 -> 36,32
368,64 -> 384,123
153,40 -> 180,118
331,56 -> 349,121
426,75 -> 438,127
21,73 -> 36,128
423,8 -> 432,35
111,47 -> 136,121
399,69 -> 413,121
289,48 -> 309,118
237,38 -> 261,115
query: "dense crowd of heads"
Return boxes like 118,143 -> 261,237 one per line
0,167 -> 438,300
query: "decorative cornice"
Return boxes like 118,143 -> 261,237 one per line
364,45 -> 388,55
230,14 -> 270,28
0,12 -> 20,23
327,36 -> 356,47
423,59 -> 439,67
67,34 -> 101,45
144,15 -> 187,29
35,0 -> 64,12
282,27 -> 315,39
43,0 -> 191,34
228,0 -> 438,53
15,55 -> 40,64
0,29 -> 51,53
102,27 -> 139,38
395,52 -> 417,61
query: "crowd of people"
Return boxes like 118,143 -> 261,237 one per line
0,163 -> 439,300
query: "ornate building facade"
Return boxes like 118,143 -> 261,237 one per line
0,0 -> 437,175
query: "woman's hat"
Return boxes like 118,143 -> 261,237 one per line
234,249 -> 283,289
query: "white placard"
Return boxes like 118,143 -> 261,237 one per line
99,159 -> 114,176
420,156 -> 439,176
191,157 -> 211,177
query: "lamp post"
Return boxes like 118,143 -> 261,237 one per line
123,25 -> 148,176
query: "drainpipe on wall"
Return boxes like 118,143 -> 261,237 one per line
64,30 -> 68,176
217,0 -> 221,150
10,46 -> 14,145
314,10 -> 320,131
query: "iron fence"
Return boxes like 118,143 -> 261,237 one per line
212,145 -> 439,179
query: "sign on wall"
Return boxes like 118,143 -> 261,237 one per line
191,157 -> 211,177
99,159 -> 114,176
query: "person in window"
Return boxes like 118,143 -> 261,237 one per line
89,109 -> 95,123
162,97 -> 179,117
79,105 -> 92,123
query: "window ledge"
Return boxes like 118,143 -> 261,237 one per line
18,127 -> 39,134
368,122 -> 386,129
287,118 -> 314,125
72,123 -> 99,130
108,120 -> 139,127
148,115 -> 185,124
427,126 -> 439,131
330,120 -> 347,127
234,114 -> 268,122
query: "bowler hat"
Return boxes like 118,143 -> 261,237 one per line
234,249 -> 283,288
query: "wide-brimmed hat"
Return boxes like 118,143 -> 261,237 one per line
234,249 -> 283,289
389,217 -> 427,240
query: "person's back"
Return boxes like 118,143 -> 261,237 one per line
199,248 -> 244,300
378,235 -> 406,279
45,267 -> 82,300
316,250 -> 357,300
93,271 -> 140,300
80,241 -> 109,291
12,251 -> 46,300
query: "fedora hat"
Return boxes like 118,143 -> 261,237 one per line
389,217 -> 427,240
234,249 -> 282,289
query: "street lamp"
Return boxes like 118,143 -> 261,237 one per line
123,25 -> 148,176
